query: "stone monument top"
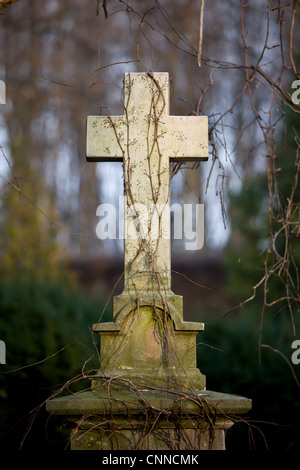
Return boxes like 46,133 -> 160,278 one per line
46,73 -> 252,450
87,72 -> 208,293
86,72 -> 208,391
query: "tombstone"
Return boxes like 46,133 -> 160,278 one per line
46,73 -> 251,450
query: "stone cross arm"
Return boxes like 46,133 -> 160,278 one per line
86,73 -> 208,163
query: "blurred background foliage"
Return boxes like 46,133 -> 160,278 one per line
199,106 -> 300,450
0,274 -> 104,449
0,0 -> 299,451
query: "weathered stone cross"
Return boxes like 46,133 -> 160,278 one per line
87,72 -> 208,294
45,74 -> 252,445
86,72 -> 208,390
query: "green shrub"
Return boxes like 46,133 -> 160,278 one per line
197,306 -> 300,450
0,275 -> 106,450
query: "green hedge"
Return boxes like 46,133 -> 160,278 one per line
0,276 -> 107,450
197,306 -> 300,450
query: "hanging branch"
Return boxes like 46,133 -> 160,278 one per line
198,0 -> 205,67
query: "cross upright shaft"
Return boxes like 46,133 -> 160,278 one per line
87,72 -> 208,293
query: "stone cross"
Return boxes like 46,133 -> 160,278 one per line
86,72 -> 208,390
45,73 -> 252,447
87,72 -> 208,294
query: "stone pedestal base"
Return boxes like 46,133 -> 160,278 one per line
93,295 -> 207,392
46,389 -> 251,451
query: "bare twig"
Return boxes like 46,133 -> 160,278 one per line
198,0 -> 205,67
